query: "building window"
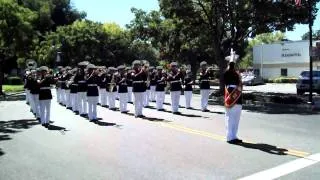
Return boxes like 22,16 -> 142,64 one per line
254,69 -> 260,76
281,68 -> 288,76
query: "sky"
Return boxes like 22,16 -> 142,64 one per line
71,0 -> 320,41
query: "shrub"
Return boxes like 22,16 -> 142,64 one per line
268,77 -> 298,83
4,76 -> 23,85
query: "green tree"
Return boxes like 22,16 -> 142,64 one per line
302,30 -> 320,40
18,0 -> 86,33
239,32 -> 285,69
158,0 -> 319,91
33,20 -> 132,67
0,0 -> 37,94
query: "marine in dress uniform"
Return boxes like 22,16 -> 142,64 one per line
199,61 -> 213,112
167,62 -> 184,114
38,66 -> 53,127
155,66 -> 166,111
132,60 -> 147,117
64,67 -> 73,109
98,67 -> 108,107
86,64 -> 99,121
126,67 -> 134,103
60,68 -> 68,106
143,63 -> 151,108
106,67 -> 117,110
29,69 -> 41,120
55,66 -> 63,104
224,49 -> 243,144
184,68 -> 194,109
75,62 -> 89,116
69,68 -> 79,113
117,65 -> 129,113
149,67 -> 157,102
24,71 -> 31,105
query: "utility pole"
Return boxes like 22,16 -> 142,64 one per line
308,0 -> 314,104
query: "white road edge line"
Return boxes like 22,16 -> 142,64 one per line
238,153 -> 320,180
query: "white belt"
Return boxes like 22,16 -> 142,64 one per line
133,81 -> 144,84
78,81 -> 86,83
88,84 -> 97,86
40,87 -> 51,90
170,80 -> 181,84
226,85 -> 237,88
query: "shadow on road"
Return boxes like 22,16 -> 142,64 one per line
0,119 -> 38,137
93,120 -> 118,127
47,124 -> 68,131
0,119 -> 38,156
125,112 -> 171,122
243,105 -> 320,115
235,142 -> 288,156
0,148 -> 4,156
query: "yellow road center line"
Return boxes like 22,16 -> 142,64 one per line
148,121 -> 310,158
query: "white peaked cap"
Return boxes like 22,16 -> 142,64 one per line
225,48 -> 239,63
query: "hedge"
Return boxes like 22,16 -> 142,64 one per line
267,77 -> 298,83
4,76 -> 23,85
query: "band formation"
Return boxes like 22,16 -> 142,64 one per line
23,50 -> 243,144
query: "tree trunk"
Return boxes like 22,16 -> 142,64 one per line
212,41 -> 227,95
0,64 -> 3,95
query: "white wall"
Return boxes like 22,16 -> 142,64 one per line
253,41 -> 310,65
253,40 -> 320,79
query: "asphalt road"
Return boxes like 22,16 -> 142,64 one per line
0,92 -> 319,180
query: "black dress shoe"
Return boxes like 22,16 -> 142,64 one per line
186,107 -> 194,110
66,107 -> 72,110
80,114 -> 87,117
157,109 -> 165,111
121,111 -> 129,114
202,109 -> 210,112
227,139 -> 242,144
173,112 -> 181,115
137,115 -> 145,118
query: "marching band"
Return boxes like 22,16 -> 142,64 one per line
23,51 -> 243,143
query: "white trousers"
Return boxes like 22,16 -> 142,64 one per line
87,96 -> 98,120
39,100 -> 51,124
184,91 -> 192,108
31,94 -> 40,118
99,89 -> 107,106
70,93 -> 78,112
225,105 -> 242,141
133,92 -> 144,116
200,89 -> 210,110
78,92 -> 87,115
144,90 -> 150,107
150,86 -> 156,101
61,89 -> 66,105
119,93 -> 128,112
108,92 -> 116,109
171,91 -> 181,112
65,90 -> 71,107
56,88 -> 61,103
26,90 -> 31,104
127,87 -> 133,102
156,91 -> 165,110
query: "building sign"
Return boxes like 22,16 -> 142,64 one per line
281,47 -> 302,58
281,52 -> 302,57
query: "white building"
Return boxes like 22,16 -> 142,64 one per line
253,40 -> 320,79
